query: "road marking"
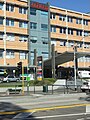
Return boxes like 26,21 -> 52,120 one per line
13,111 -> 35,119
0,103 -> 89,115
77,118 -> 84,120
26,113 -> 85,119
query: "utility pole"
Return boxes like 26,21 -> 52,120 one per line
34,49 -> 37,80
74,44 -> 78,90
51,44 -> 55,79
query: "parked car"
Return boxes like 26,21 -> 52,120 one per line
3,75 -> 20,82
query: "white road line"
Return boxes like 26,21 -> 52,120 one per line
28,113 -> 85,119
77,118 -> 84,120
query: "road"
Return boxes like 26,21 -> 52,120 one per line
0,93 -> 90,119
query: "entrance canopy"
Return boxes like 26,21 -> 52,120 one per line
44,51 -> 90,67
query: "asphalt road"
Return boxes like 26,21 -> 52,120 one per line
0,93 -> 90,119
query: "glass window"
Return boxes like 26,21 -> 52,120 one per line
6,4 -> 14,12
19,21 -> 28,28
30,8 -> 36,15
41,11 -> 48,16
42,37 -> 48,44
83,19 -> 88,25
0,33 -> 3,40
67,16 -> 73,22
60,41 -> 66,46
68,29 -> 73,35
6,19 -> 14,26
41,24 -> 48,31
0,3 -> 3,10
19,35 -> 28,42
6,34 -> 15,41
20,52 -> 27,59
76,30 -> 82,36
30,36 -> 37,43
76,18 -> 82,24
6,51 -> 14,59
60,27 -> 66,34
84,31 -> 89,36
59,14 -> 66,21
30,22 -> 37,29
51,39 -> 56,46
0,50 -> 3,58
50,13 -> 56,19
51,26 -> 56,32
19,7 -> 27,14
0,18 -> 3,25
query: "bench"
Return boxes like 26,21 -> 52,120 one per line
6,88 -> 21,95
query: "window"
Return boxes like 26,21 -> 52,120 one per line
19,21 -> 28,28
60,41 -> 66,46
68,29 -> 73,35
76,18 -> 82,24
84,31 -> 89,36
83,19 -> 88,25
59,14 -> 66,21
68,41 -> 74,47
50,13 -> 56,19
51,39 -> 56,46
51,26 -> 56,32
0,50 -> 3,58
19,35 -> 28,42
42,37 -> 48,44
41,11 -> 48,16
6,4 -> 14,12
67,16 -> 73,23
19,7 -> 27,14
6,51 -> 14,59
30,8 -> 36,15
6,19 -> 14,26
41,24 -> 48,31
0,33 -> 3,39
60,27 -> 66,34
0,3 -> 3,10
30,36 -> 37,43
84,43 -> 90,49
0,18 -> 3,25
30,22 -> 37,29
20,52 -> 27,59
76,30 -> 82,36
42,52 -> 48,58
6,34 -> 15,41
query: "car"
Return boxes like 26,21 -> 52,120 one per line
3,75 -> 20,82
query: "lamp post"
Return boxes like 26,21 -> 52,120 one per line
73,44 -> 77,90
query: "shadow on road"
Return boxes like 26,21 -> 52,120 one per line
0,102 -> 41,120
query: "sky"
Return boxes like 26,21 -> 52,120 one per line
34,0 -> 90,14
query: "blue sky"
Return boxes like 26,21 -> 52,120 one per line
35,0 -> 90,13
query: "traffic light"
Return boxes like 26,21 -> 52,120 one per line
17,62 -> 22,75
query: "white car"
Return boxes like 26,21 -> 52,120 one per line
3,75 -> 20,82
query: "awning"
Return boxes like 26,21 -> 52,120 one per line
44,51 -> 90,67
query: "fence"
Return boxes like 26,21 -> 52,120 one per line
0,84 -> 83,95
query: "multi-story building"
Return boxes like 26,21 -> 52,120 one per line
50,6 -> 90,78
30,1 -> 50,65
0,0 -> 28,74
0,0 -> 90,77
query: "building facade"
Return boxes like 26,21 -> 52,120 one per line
0,0 -> 90,77
50,6 -> 90,70
0,0 -> 28,70
30,1 -> 50,65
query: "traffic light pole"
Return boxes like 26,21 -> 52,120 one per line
22,63 -> 24,95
